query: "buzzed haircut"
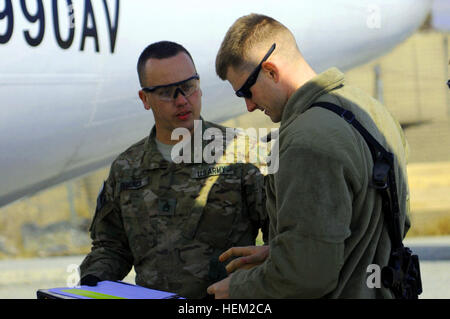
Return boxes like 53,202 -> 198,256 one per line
137,41 -> 195,87
216,13 -> 296,80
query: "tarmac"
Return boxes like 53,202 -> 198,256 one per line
0,236 -> 448,299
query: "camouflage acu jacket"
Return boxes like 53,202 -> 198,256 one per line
80,120 -> 268,298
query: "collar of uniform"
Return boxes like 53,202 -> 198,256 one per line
142,126 -> 167,170
280,67 -> 345,132
142,117 -> 212,169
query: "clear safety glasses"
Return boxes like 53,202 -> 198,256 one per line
142,74 -> 200,101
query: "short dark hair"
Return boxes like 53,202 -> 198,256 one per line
137,41 -> 195,87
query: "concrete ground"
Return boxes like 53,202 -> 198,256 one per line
0,236 -> 448,299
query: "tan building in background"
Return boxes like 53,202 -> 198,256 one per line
1,25 -> 449,259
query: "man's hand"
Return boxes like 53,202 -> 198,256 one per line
207,275 -> 232,299
220,245 -> 269,274
79,274 -> 101,286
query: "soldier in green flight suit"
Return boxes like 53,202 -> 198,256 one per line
79,41 -> 269,299
208,14 -> 411,299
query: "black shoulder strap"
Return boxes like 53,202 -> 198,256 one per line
309,102 -> 403,249
310,102 -> 423,299
309,102 -> 386,159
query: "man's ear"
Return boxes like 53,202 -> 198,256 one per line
261,61 -> 279,83
138,90 -> 151,110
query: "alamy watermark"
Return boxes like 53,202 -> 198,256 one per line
366,264 -> 382,289
170,120 -> 279,174
66,262 -> 383,290
66,263 -> 80,288
366,4 -> 381,29
69,4 -> 75,29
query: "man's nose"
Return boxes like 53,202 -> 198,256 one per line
245,98 -> 257,112
174,88 -> 188,105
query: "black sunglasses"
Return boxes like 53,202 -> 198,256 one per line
235,43 -> 276,99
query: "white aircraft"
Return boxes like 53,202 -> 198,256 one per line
0,0 -> 432,207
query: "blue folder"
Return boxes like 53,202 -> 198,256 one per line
38,281 -> 184,299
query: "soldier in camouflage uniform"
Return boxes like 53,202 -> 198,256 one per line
79,41 -> 268,299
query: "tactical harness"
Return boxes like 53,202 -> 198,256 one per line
310,102 -> 422,299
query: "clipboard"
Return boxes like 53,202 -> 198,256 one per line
37,281 -> 184,299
